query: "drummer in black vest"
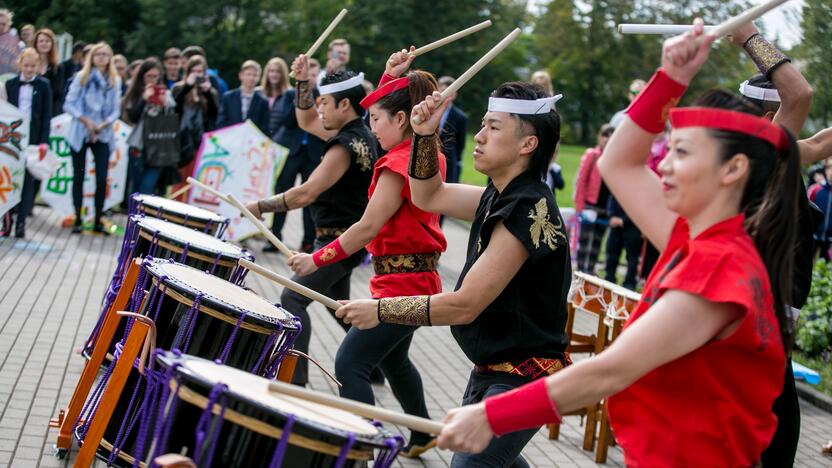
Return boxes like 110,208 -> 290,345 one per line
335,81 -> 570,465
245,54 -> 377,386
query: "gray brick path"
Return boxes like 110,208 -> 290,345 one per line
0,207 -> 829,467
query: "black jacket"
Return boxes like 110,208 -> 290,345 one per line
216,88 -> 270,134
6,76 -> 52,145
272,88 -> 325,159
440,104 -> 468,166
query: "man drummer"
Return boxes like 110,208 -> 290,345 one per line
245,54 -> 377,386
335,81 -> 572,466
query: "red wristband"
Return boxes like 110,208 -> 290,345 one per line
312,238 -> 348,267
625,68 -> 687,134
379,73 -> 397,87
484,378 -> 561,437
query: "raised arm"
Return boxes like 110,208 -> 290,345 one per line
407,90 -> 485,221
799,128 -> 832,166
291,54 -> 337,141
598,21 -> 714,252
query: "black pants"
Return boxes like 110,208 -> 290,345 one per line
605,223 -> 641,290
577,218 -> 607,273
281,236 -> 361,385
11,170 -> 37,230
71,141 -> 110,220
271,147 -> 317,246
761,361 -> 800,467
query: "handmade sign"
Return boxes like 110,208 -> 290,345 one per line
39,114 -> 131,221
188,120 -> 288,241
0,100 -> 27,217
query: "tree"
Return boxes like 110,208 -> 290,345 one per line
799,0 -> 832,128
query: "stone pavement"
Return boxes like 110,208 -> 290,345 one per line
0,206 -> 830,467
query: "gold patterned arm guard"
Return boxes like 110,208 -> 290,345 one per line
296,80 -> 314,110
743,33 -> 790,79
377,295 -> 431,326
409,133 -> 440,180
259,193 -> 289,214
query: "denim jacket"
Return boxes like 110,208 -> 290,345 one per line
63,69 -> 122,153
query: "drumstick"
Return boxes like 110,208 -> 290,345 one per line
267,380 -> 445,434
412,27 -> 521,125
410,20 -> 492,57
289,9 -> 348,79
168,183 -> 192,200
617,24 -> 716,35
186,177 -> 232,205
226,194 -> 294,258
712,0 -> 789,38
240,259 -> 343,311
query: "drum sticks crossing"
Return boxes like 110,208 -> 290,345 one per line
227,194 -> 294,258
240,259 -> 344,311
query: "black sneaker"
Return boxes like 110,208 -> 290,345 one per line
93,222 -> 109,235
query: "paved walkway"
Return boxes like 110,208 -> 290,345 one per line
0,207 -> 830,467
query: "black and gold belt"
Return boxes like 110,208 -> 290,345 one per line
475,355 -> 572,380
371,252 -> 440,275
316,227 -> 348,238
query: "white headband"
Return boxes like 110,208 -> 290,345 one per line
487,94 -> 563,115
318,72 -> 365,96
739,80 -> 781,103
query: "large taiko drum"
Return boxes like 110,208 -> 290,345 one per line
129,352 -> 403,468
74,259 -> 302,465
129,193 -> 229,237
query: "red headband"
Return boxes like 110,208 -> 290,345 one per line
669,107 -> 788,152
360,77 -> 409,109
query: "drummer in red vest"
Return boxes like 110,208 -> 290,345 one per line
410,21 -> 796,466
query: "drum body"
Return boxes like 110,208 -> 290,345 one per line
129,193 -> 228,237
136,353 -> 402,468
76,260 -> 301,466
89,216 -> 255,359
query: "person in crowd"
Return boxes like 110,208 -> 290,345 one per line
122,57 -> 179,195
58,41 -> 87,104
33,28 -> 63,116
604,193 -> 641,289
19,24 -> 33,48
182,45 -> 228,95
573,124 -> 614,273
530,70 -> 554,97
3,48 -> 51,238
437,76 -> 468,185
113,54 -> 128,95
609,78 -> 646,128
216,59 -> 269,133
263,56 -> 321,253
317,38 -> 350,85
546,161 -> 564,192
162,47 -> 183,89
170,55 -> 219,195
0,9 -> 21,73
436,22 -> 796,468
63,42 -> 122,234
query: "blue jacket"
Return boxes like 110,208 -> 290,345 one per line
216,88 -> 270,134
6,75 -> 52,145
63,70 -> 122,153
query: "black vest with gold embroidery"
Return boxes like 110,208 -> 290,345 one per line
451,172 -> 571,366
312,118 -> 377,229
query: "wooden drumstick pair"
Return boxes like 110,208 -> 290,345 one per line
619,0 -> 788,36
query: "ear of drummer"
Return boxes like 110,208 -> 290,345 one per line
411,91 -> 451,136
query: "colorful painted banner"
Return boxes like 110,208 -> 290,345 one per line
0,100 -> 28,217
188,120 -> 288,241
39,114 -> 131,221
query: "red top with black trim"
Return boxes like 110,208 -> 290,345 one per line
607,214 -> 785,467
367,139 -> 447,298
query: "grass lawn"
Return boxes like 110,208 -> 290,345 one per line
793,352 -> 832,397
459,133 -> 586,209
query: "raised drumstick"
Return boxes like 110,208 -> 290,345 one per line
226,194 -> 293,258
289,8 -> 348,79
268,380 -> 444,434
711,0 -> 789,37
240,259 -> 343,311
410,20 -> 492,57
168,183 -> 192,200
618,24 -> 716,35
412,27 -> 521,125
186,176 -> 232,205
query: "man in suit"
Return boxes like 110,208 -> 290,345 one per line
5,48 -> 52,238
57,41 -> 86,111
437,76 -> 468,184
216,60 -> 269,133
268,58 -> 324,253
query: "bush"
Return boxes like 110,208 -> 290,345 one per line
797,259 -> 832,359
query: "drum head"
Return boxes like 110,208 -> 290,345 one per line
136,216 -> 248,259
145,260 -> 296,328
133,194 -> 227,224
181,358 -> 380,437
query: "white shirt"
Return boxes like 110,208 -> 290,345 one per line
18,75 -> 34,121
241,91 -> 253,118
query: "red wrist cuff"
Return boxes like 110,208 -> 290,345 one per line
312,238 -> 348,267
379,73 -> 397,87
484,378 -> 561,437
626,68 -> 687,134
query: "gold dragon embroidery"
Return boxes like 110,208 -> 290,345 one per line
528,198 -> 566,250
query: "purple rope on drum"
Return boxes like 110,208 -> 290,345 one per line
146,356 -> 183,466
263,316 -> 302,378
268,414 -> 296,468
217,312 -> 247,363
334,432 -> 356,468
251,330 -> 279,375
179,242 -> 190,263
372,421 -> 405,468
192,383 -> 228,468
131,358 -> 166,468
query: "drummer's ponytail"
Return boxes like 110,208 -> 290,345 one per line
375,70 -> 439,139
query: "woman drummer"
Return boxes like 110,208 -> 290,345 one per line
431,21 -> 798,466
286,50 -> 447,457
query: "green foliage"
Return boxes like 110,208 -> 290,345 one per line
798,0 -> 832,128
797,259 -> 832,359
